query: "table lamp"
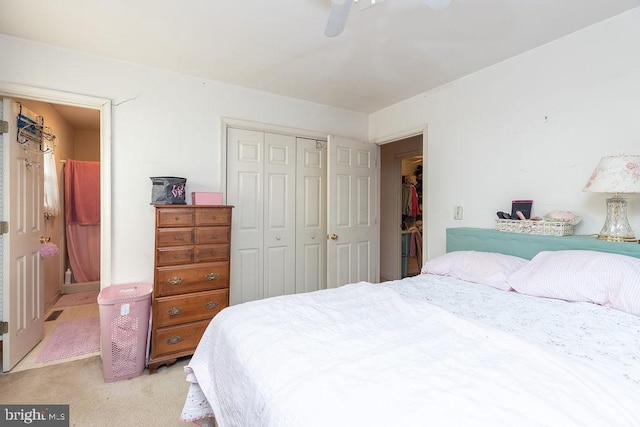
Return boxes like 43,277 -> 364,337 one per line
584,155 -> 640,242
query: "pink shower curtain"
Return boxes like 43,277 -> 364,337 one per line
65,160 -> 100,283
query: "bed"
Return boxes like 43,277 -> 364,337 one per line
180,227 -> 640,426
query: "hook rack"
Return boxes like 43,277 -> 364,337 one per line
16,112 -> 55,155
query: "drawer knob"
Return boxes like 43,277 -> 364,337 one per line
210,234 -> 218,239
167,307 -> 183,316
205,301 -> 219,310
174,216 -> 180,221
205,273 -> 219,281
212,215 -> 217,220
173,235 -> 184,241
168,276 -> 184,285
166,336 -> 182,345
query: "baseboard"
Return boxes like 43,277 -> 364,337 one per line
62,282 -> 100,294
44,291 -> 62,314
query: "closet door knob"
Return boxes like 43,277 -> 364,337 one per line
329,234 -> 338,241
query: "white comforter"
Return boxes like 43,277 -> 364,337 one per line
184,279 -> 640,426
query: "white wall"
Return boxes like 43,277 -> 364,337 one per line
370,8 -> 640,258
0,34 -> 368,285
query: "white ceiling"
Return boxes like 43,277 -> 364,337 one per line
1,0 -> 639,116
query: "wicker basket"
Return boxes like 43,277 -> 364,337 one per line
495,219 -> 574,236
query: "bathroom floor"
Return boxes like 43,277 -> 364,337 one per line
8,302 -> 100,373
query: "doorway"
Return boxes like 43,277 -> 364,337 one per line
379,134 -> 424,282
0,82 -> 111,372
13,97 -> 101,305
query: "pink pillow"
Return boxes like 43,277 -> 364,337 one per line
422,251 -> 528,291
508,250 -> 640,308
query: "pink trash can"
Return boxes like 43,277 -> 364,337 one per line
97,283 -> 153,382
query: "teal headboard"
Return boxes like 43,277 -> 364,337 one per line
446,227 -> 640,260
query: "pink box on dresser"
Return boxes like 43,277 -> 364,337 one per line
191,192 -> 223,205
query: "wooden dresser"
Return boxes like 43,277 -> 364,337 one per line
149,205 -> 233,373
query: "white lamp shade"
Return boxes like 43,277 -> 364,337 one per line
584,155 -> 640,194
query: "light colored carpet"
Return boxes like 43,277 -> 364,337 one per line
0,356 -> 192,426
36,317 -> 101,363
54,291 -> 99,308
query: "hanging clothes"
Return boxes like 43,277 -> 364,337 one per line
410,184 -> 419,217
402,182 -> 413,217
402,176 -> 420,218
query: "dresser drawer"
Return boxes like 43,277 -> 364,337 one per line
155,261 -> 229,296
195,207 -> 232,226
152,319 -> 210,358
156,245 -> 194,266
154,289 -> 228,327
156,227 -> 194,247
157,208 -> 194,227
195,226 -> 231,245
194,244 -> 230,262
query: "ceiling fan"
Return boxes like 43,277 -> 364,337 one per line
324,0 -> 453,37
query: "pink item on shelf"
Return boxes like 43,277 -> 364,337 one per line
191,192 -> 223,205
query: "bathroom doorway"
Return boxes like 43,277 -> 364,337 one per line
0,82 -> 111,372
12,98 -> 101,303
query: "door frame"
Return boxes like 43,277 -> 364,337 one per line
0,82 -> 112,287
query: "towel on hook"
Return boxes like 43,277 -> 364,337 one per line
65,160 -> 100,225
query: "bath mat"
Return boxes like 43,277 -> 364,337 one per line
36,317 -> 100,363
53,291 -> 99,308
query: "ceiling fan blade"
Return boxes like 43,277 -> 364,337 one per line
325,0 -> 354,37
421,0 -> 452,10
356,0 -> 383,12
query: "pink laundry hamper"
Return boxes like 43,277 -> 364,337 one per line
97,283 -> 153,382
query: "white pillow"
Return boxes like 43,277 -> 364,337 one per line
422,250 -> 529,291
610,274 -> 640,316
508,250 -> 640,308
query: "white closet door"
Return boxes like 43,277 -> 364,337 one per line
326,135 -> 378,288
227,128 -> 300,304
227,128 -> 265,305
295,138 -> 327,293
263,133 -> 296,298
